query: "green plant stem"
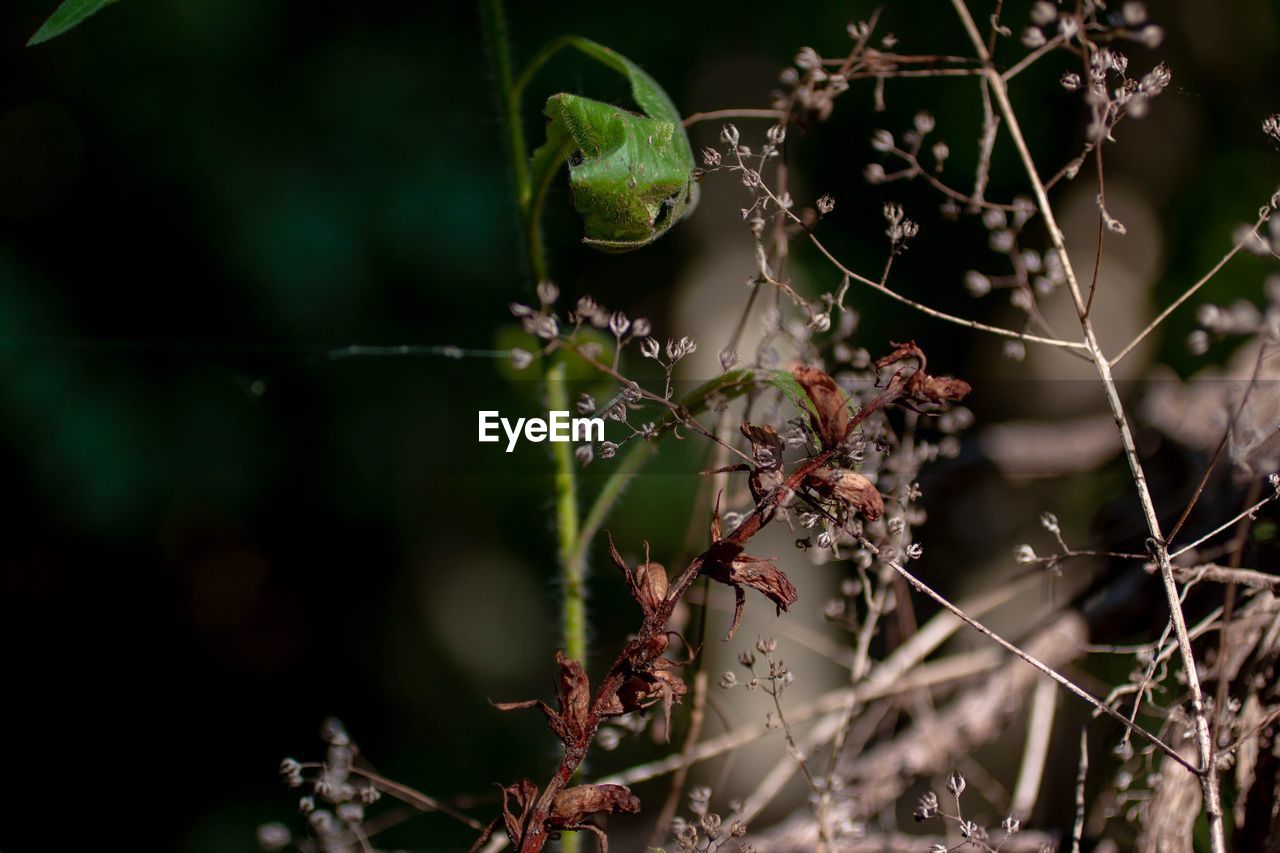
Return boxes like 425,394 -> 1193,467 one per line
546,361 -> 585,853
484,0 -> 581,673
546,361 -> 586,664
481,0 -> 529,208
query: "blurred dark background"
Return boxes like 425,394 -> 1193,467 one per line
3,1 -> 1280,850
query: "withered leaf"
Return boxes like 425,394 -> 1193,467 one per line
740,422 -> 785,469
909,373 -> 972,405
792,366 -> 851,448
804,467 -> 884,521
874,340 -> 970,409
491,650 -> 591,745
874,340 -> 928,373
617,664 -> 687,740
500,779 -> 539,846
555,650 -> 591,740
705,540 -> 798,640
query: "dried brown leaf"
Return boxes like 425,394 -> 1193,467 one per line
792,366 -> 851,447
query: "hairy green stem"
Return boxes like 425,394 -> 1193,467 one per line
546,361 -> 586,663
547,360 -> 585,853
481,0 -> 529,215
484,0 -> 582,676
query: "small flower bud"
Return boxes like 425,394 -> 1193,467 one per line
964,270 -> 991,297
258,823 -> 291,851
536,280 -> 559,305
279,758 -> 304,788
914,791 -> 939,821
609,311 -> 631,337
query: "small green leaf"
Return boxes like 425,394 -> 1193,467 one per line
27,0 -> 122,46
767,370 -> 820,420
527,37 -> 698,253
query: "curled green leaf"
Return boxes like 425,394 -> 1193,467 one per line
526,38 -> 698,252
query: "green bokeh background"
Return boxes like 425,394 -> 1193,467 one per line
3,1 -> 1279,850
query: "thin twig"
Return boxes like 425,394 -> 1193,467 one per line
1070,724 -> 1089,853
1170,489 -> 1279,560
683,108 -> 788,127
806,233 -> 1088,349
1174,563 -> 1280,591
865,534 -> 1197,772
1112,211 -> 1272,365
947,4 -> 1225,846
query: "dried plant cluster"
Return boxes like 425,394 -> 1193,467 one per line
266,2 -> 1280,852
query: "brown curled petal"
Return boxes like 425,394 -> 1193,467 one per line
874,340 -> 926,371
555,650 -> 590,739
792,366 -> 851,448
726,585 -> 747,640
656,675 -> 682,741
551,784 -> 642,826
499,779 -> 540,845
703,544 -> 798,639
605,531 -> 631,577
730,553 -> 799,613
740,421 -> 786,470
912,373 -> 971,405
749,466 -> 786,506
616,675 -> 651,713
599,693 -> 625,717
642,631 -> 670,663
805,467 -> 885,521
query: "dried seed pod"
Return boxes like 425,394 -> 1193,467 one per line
551,784 -> 641,825
804,467 -> 884,521
633,561 -> 669,612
